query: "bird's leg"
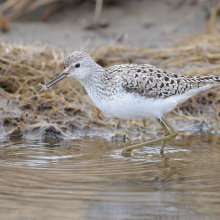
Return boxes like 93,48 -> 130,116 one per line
156,118 -> 170,136
120,117 -> 178,156
156,118 -> 171,154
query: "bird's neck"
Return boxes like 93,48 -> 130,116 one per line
80,65 -> 112,102
81,64 -> 105,87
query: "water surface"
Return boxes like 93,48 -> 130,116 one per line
0,132 -> 220,219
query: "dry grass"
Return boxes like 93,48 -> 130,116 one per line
1,30 -> 220,137
1,32 -> 220,103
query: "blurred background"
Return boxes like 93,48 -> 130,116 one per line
0,0 -> 219,49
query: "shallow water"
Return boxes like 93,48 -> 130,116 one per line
0,132 -> 220,220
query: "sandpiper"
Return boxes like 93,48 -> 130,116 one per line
37,51 -> 220,155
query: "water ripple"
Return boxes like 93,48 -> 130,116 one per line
0,133 -> 219,219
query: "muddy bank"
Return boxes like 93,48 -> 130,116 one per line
1,31 -> 220,140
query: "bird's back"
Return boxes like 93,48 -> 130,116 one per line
104,63 -> 220,100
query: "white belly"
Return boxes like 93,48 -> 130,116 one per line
90,92 -> 179,119
86,84 -> 213,120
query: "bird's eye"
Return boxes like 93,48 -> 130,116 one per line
75,63 -> 80,68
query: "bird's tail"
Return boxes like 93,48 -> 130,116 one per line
195,75 -> 220,88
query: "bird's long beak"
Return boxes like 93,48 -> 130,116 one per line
37,71 -> 67,94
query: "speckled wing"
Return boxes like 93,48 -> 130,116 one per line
106,64 -> 220,99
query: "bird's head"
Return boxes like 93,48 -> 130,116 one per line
38,51 -> 100,93
63,51 -> 96,81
